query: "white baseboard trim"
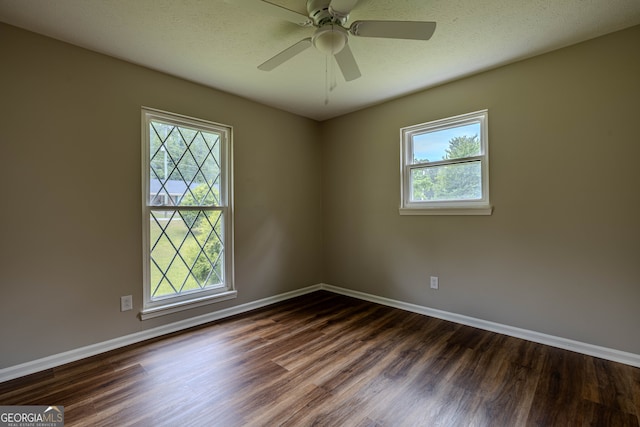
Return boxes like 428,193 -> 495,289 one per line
319,283 -> 640,368
0,285 -> 322,383
2,282 -> 638,383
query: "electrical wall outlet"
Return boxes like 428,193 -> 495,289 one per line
430,276 -> 439,289
120,295 -> 133,312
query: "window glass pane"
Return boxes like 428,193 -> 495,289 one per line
411,161 -> 482,201
149,121 -> 221,207
412,122 -> 481,163
149,209 -> 224,300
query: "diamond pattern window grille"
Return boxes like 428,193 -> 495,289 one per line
143,110 -> 231,305
149,209 -> 224,298
149,121 -> 221,208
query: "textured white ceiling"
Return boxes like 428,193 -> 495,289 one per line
1,0 -> 639,120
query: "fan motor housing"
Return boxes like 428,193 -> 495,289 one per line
307,0 -> 347,26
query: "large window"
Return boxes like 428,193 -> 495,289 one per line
400,110 -> 491,215
141,108 -> 234,319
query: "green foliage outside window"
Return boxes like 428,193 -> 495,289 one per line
412,135 -> 482,201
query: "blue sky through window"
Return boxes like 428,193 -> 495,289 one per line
412,122 -> 480,163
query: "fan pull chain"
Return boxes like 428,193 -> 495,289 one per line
324,54 -> 329,105
324,53 -> 338,105
329,52 -> 337,92
324,55 -> 331,105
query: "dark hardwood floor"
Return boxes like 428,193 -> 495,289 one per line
1,291 -> 639,426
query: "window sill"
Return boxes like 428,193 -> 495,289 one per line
140,290 -> 237,320
399,206 -> 493,216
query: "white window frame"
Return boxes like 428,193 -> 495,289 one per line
400,110 -> 492,215
141,107 -> 235,320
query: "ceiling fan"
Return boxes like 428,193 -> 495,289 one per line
227,0 -> 437,82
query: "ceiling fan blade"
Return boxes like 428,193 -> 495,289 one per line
225,0 -> 312,26
329,0 -> 359,18
258,38 -> 313,71
349,20 -> 436,40
334,44 -> 361,81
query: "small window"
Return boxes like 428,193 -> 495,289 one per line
141,107 -> 235,319
400,110 -> 492,215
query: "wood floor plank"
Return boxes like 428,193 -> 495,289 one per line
526,347 -> 587,426
583,356 -> 640,418
245,383 -> 333,427
582,400 -> 640,427
1,291 -> 639,426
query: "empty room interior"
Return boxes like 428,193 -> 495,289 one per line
1,0 -> 639,425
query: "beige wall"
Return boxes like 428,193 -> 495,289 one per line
0,24 -> 323,368
321,25 -> 640,354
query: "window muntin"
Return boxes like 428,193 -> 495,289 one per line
400,110 -> 491,214
142,108 -> 234,318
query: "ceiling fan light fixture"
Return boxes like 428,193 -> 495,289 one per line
312,25 -> 348,55
245,0 -> 437,83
